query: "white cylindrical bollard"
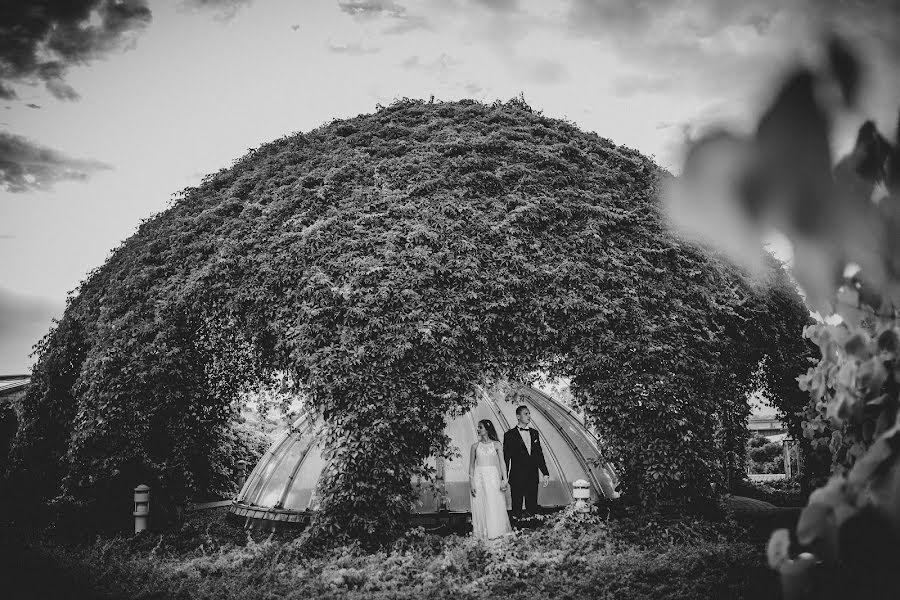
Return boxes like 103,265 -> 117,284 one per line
572,479 -> 591,512
779,552 -> 817,600
133,484 -> 150,533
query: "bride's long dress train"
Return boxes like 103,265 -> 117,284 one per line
471,442 -> 512,540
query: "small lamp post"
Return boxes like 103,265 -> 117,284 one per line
133,484 -> 150,533
573,479 -> 591,512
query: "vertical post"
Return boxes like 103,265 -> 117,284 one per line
436,457 -> 448,511
133,484 -> 150,533
783,440 -> 792,479
236,459 -> 248,493
572,479 -> 591,512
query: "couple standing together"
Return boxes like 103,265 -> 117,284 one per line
468,405 -> 550,540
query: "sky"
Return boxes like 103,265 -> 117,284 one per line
1,0 -> 899,374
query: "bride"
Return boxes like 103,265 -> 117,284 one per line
469,419 -> 513,540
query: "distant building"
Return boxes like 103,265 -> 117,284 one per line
748,413 -> 786,439
0,374 -> 30,402
0,375 -> 29,469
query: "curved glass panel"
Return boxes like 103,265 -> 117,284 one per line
253,436 -> 310,507
233,385 -> 619,522
239,430 -> 293,505
281,435 -> 327,510
442,413 -> 477,511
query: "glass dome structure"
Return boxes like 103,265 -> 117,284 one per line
230,384 -> 619,526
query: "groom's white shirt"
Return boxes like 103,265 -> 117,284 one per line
518,425 -> 531,454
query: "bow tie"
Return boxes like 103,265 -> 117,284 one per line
518,427 -> 529,431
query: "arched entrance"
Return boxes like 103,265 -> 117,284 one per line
231,384 -> 618,527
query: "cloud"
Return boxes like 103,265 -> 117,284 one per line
0,1 -> 259,102
463,81 -> 485,95
564,0 -> 791,74
326,40 -> 382,55
400,55 -> 421,69
564,0 -> 794,40
611,73 -> 679,97
561,0 -> 900,164
45,79 -> 81,102
337,0 -> 432,34
383,13 -> 431,34
520,57 -> 567,84
566,0 -> 655,35
400,53 -> 455,73
0,0 -> 153,102
0,287 -> 65,374
0,234 -> 15,240
563,0 -> 900,83
470,0 -> 520,12
0,131 -> 112,193
0,83 -> 17,101
25,104 -> 41,110
180,0 -> 254,20
338,0 -> 406,19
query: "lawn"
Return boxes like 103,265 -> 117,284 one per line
1,504 -> 781,600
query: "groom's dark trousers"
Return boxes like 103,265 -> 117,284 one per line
503,426 -> 550,518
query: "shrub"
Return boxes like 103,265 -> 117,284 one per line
733,478 -> 807,507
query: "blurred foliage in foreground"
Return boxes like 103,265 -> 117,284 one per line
666,34 -> 900,599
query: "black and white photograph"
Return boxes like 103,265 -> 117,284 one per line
1,1 -> 900,598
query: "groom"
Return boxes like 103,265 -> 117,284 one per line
503,405 -> 550,519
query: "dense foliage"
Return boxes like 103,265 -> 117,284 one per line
7,98 -> 809,542
747,435 -> 785,475
1,506 -> 779,600
753,298 -> 821,491
669,35 -> 900,599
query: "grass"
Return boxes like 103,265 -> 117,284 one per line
1,505 -> 781,600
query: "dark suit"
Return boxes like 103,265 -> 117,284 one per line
503,426 -> 549,517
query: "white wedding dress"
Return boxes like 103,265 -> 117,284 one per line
471,441 -> 512,540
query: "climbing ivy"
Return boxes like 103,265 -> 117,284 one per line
8,98 -> 809,542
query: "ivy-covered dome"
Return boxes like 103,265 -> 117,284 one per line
11,96 -> 811,541
232,384 -> 618,525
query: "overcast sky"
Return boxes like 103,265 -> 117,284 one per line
1,0 -> 898,373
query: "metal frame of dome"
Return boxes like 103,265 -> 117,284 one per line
230,384 -> 619,528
